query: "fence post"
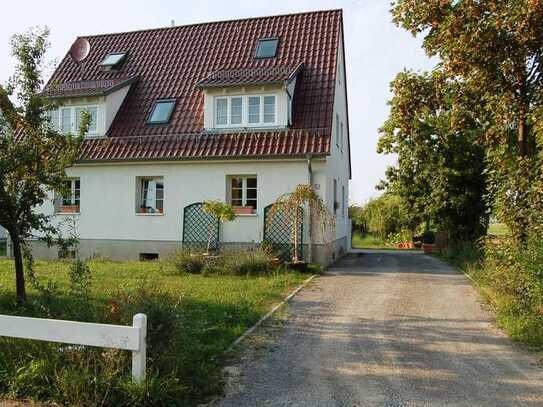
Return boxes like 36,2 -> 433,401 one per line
132,313 -> 147,383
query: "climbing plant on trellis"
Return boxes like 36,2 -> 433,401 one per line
182,202 -> 220,251
263,204 -> 303,261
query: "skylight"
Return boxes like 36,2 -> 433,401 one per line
255,38 -> 279,59
147,99 -> 176,124
100,52 -> 126,68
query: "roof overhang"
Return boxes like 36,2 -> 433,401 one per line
43,76 -> 139,99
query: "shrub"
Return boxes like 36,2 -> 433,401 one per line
167,248 -> 204,274
202,248 -> 276,276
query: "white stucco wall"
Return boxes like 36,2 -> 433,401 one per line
39,159 -> 319,245
322,28 -> 351,243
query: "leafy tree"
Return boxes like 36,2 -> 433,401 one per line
351,194 -> 411,240
202,200 -> 235,253
391,0 -> 543,242
268,184 -> 334,263
378,70 -> 488,242
0,28 -> 89,303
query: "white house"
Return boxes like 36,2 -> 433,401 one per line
29,9 -> 351,265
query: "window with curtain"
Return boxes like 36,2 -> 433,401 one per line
137,177 -> 164,214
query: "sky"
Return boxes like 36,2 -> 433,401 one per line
0,0 -> 436,205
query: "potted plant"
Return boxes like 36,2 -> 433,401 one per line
60,204 -> 80,213
267,184 -> 335,268
233,206 -> 255,215
138,205 -> 148,214
202,200 -> 235,255
421,230 -> 436,254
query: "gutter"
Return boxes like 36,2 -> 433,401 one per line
307,153 -> 314,263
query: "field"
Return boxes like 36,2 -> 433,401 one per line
0,257 -> 307,406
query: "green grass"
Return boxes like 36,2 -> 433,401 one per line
0,257 -> 307,405
488,223 -> 510,237
351,231 -> 390,249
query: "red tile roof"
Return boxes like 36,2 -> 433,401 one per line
48,9 -> 342,161
44,76 -> 138,98
80,129 -> 329,161
196,63 -> 303,88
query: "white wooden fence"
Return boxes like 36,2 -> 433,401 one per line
0,313 -> 147,383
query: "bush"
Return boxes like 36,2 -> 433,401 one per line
202,248 -> 276,276
167,248 -> 204,274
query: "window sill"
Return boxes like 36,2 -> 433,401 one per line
135,213 -> 164,216
235,213 -> 258,217
56,212 -> 80,216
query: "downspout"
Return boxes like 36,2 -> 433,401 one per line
306,154 -> 313,264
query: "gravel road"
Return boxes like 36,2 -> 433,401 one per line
217,250 -> 543,407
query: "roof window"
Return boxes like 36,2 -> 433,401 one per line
255,38 -> 279,59
100,52 -> 127,70
147,99 -> 176,125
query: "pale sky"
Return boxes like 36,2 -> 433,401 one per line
0,0 -> 435,204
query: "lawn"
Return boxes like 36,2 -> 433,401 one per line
0,257 -> 308,406
488,222 -> 510,237
351,230 -> 389,249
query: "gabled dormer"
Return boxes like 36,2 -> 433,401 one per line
43,76 -> 138,137
197,63 -> 303,132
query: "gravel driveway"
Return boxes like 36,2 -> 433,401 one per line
217,250 -> 543,407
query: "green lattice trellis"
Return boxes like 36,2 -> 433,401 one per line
182,202 -> 220,251
263,204 -> 303,262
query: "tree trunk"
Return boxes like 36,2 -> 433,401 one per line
9,230 -> 26,304
518,116 -> 528,157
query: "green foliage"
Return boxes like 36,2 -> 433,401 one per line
0,27 -> 90,303
391,0 -> 543,242
378,70 -> 489,243
201,248 -> 276,276
269,184 -> 335,262
166,248 -> 205,274
0,258 -> 307,405
202,200 -> 235,252
351,194 -> 410,239
421,230 -> 435,245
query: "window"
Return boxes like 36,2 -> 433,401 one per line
342,185 -> 346,218
335,114 -> 340,147
228,176 -> 257,214
263,96 -> 275,123
56,106 -> 98,135
248,96 -> 260,124
57,178 -> 80,214
137,177 -> 164,214
231,97 -> 242,125
148,99 -> 176,124
100,52 -> 126,68
215,95 -> 276,128
256,38 -> 279,58
340,122 -> 344,152
333,179 -> 338,215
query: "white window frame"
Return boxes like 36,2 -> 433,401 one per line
56,178 -> 80,214
214,94 -> 277,128
227,175 -> 258,214
53,105 -> 99,136
136,177 -> 164,215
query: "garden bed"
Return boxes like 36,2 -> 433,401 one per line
0,255 -> 307,406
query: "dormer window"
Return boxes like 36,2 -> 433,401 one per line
147,99 -> 176,125
214,95 -> 276,128
255,38 -> 279,59
100,52 -> 127,70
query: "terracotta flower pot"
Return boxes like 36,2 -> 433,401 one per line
422,243 -> 435,254
233,206 -> 255,215
60,205 -> 79,213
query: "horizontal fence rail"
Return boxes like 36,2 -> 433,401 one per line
0,313 -> 147,382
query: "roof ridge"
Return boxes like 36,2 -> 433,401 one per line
77,8 -> 342,39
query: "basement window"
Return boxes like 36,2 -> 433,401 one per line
255,38 -> 279,59
147,99 -> 176,125
139,253 -> 159,262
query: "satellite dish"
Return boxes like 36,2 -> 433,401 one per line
69,38 -> 90,63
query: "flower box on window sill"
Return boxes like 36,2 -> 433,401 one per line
233,206 -> 256,215
59,205 -> 80,214
138,207 -> 164,215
